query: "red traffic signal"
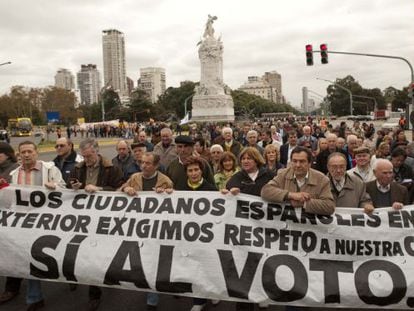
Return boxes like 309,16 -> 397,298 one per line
320,44 -> 328,64
306,44 -> 313,66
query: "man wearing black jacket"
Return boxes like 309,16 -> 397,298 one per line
53,137 -> 83,183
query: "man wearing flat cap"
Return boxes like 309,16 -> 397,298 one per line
166,135 -> 215,189
123,142 -> 147,181
347,146 -> 375,183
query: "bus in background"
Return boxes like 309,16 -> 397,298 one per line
8,117 -> 33,136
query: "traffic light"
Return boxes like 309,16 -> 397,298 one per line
320,43 -> 328,64
306,44 -> 313,66
409,83 -> 414,98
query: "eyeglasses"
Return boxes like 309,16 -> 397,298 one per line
55,144 -> 66,149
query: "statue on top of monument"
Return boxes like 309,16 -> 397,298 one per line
203,14 -> 217,39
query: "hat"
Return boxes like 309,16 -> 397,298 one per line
353,146 -> 370,155
130,142 -> 147,149
175,135 -> 194,145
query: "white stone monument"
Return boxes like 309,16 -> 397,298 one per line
191,15 -> 234,122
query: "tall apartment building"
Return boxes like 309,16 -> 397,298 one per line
55,68 -> 75,90
238,71 -> 283,104
102,29 -> 127,96
77,64 -> 101,106
126,77 -> 134,95
137,67 -> 166,103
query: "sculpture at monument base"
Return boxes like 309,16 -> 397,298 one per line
191,15 -> 234,122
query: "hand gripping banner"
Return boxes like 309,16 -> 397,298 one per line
1,185 -> 414,308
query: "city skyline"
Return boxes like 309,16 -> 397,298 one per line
0,0 -> 413,108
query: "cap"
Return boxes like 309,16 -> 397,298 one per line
175,135 -> 194,145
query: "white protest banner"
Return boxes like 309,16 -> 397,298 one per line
1,185 -> 414,308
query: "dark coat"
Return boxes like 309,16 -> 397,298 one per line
279,143 -> 294,167
220,140 -> 243,158
226,167 -> 275,197
365,180 -> 409,208
53,150 -> 81,183
68,155 -> 123,191
166,157 -> 215,190
112,153 -> 134,175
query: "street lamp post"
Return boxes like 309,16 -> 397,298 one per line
317,78 -> 353,116
0,62 -> 11,67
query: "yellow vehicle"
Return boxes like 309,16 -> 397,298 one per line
8,117 -> 33,136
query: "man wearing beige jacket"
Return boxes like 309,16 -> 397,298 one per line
261,146 -> 335,215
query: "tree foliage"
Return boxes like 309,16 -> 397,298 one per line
156,81 -> 196,119
232,90 -> 298,118
326,75 -> 410,116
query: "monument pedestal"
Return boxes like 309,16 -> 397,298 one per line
191,94 -> 234,122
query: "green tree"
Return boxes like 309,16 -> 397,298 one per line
78,103 -> 102,122
156,81 -> 196,119
101,88 -> 121,120
126,89 -> 153,122
42,87 -> 77,124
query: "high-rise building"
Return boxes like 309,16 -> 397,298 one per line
138,67 -> 166,103
77,64 -> 101,106
102,29 -> 127,96
238,71 -> 283,104
55,68 -> 75,90
126,77 -> 134,95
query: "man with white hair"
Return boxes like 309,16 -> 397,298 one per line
220,127 -> 242,158
153,127 -> 177,168
246,130 -> 264,154
297,125 -> 318,151
327,152 -> 373,209
344,134 -> 358,168
365,159 -> 409,213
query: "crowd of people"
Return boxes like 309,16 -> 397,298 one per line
0,116 -> 413,311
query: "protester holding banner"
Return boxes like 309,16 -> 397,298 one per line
2,141 -> 64,310
0,142 -> 19,183
166,135 -> 214,190
225,147 -> 275,199
327,152 -> 373,209
172,156 -> 217,311
121,152 -> 173,310
67,138 -> 123,311
223,147 -> 275,311
365,159 -> 409,213
261,146 -> 335,216
0,143 -> 19,304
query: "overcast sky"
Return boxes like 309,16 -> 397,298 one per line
0,0 -> 413,108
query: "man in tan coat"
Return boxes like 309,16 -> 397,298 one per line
327,152 -> 373,209
121,152 -> 173,194
261,146 -> 335,215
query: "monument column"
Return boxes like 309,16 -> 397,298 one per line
191,15 -> 234,122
